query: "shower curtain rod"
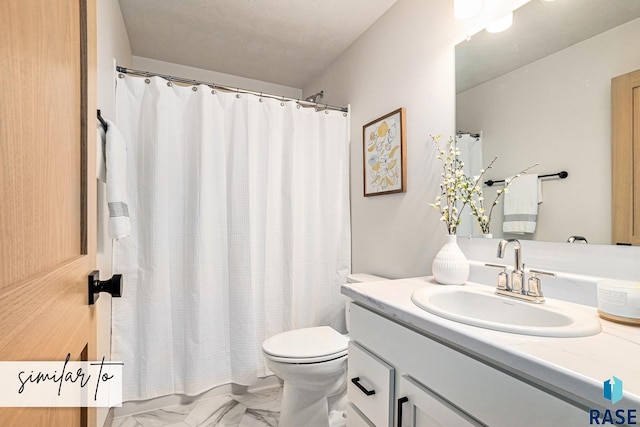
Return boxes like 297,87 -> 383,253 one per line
116,66 -> 348,113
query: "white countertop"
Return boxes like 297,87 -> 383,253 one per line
342,276 -> 640,410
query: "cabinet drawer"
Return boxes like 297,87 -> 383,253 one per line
347,341 -> 395,427
346,403 -> 375,427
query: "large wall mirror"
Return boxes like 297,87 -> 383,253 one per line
455,0 -> 640,245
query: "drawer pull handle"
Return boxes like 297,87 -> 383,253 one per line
351,377 -> 376,396
397,396 -> 409,426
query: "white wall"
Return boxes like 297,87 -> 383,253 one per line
457,17 -> 640,244
307,0 -> 640,289
304,0 -> 459,279
97,0 -> 132,425
131,56 -> 302,100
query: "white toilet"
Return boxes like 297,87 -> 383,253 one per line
262,274 -> 387,427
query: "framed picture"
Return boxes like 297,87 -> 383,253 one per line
362,108 -> 406,196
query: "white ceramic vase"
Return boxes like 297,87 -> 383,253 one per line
432,234 -> 470,285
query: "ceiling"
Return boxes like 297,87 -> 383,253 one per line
456,0 -> 640,93
119,0 -> 400,89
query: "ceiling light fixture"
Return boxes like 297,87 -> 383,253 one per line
454,0 -> 482,19
486,11 -> 513,33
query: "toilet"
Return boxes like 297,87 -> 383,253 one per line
262,274 -> 387,427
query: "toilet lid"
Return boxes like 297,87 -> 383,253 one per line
263,326 -> 348,362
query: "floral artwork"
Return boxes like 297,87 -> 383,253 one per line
363,108 -> 406,196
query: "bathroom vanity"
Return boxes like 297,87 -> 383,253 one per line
342,277 -> 640,426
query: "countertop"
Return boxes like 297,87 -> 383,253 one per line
342,276 -> 640,410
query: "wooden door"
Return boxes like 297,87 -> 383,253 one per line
0,0 -> 97,425
612,68 -> 640,245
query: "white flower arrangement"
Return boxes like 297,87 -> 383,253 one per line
430,134 -> 538,236
429,135 -> 473,235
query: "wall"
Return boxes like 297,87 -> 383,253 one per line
304,0 -> 458,279
307,0 -> 640,290
97,0 -> 132,425
457,17 -> 640,244
131,57 -> 302,99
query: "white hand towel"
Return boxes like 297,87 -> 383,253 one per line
105,119 -> 131,239
503,174 -> 539,234
97,126 -> 107,182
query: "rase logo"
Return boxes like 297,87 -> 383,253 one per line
589,376 -> 637,425
604,376 -> 624,404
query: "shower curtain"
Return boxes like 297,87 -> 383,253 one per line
456,133 -> 483,237
112,75 -> 351,401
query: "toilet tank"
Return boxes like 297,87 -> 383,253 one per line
345,273 -> 388,332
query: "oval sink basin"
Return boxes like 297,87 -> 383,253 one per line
411,286 -> 601,337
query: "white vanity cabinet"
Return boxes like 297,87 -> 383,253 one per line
347,303 -> 588,427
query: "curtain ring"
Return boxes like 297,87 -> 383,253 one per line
144,78 -> 150,84
166,77 -> 173,87
296,100 -> 301,109
259,92 -> 263,103
118,73 -> 124,79
280,96 -> 285,107
236,88 -> 241,99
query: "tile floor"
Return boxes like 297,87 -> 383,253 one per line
111,386 -> 282,427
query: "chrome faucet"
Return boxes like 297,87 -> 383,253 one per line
497,239 -> 524,293
485,239 -> 556,304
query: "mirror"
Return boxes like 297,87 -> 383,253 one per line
455,0 -> 640,244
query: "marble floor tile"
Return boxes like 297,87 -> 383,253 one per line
231,388 -> 280,408
111,417 -> 145,427
245,399 -> 280,413
238,409 -> 279,427
195,400 -> 247,427
111,386 -> 281,427
133,408 -> 191,427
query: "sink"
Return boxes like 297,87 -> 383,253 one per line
411,285 -> 601,337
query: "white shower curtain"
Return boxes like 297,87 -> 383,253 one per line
112,75 -> 351,401
456,133 -> 483,237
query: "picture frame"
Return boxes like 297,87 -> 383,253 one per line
362,108 -> 407,196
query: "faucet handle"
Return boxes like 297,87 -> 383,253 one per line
485,263 -> 509,291
526,269 -> 556,302
529,269 -> 556,278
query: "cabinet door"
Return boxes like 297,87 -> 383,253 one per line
397,375 -> 484,427
348,342 -> 394,427
347,403 -> 376,427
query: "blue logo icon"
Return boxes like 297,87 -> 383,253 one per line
604,376 -> 623,404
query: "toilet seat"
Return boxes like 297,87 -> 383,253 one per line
263,326 -> 348,364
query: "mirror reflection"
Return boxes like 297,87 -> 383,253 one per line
455,0 -> 640,244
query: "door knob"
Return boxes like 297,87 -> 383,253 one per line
88,270 -> 123,305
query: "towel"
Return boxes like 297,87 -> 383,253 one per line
105,119 -> 131,239
97,127 -> 107,182
503,174 -> 539,234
